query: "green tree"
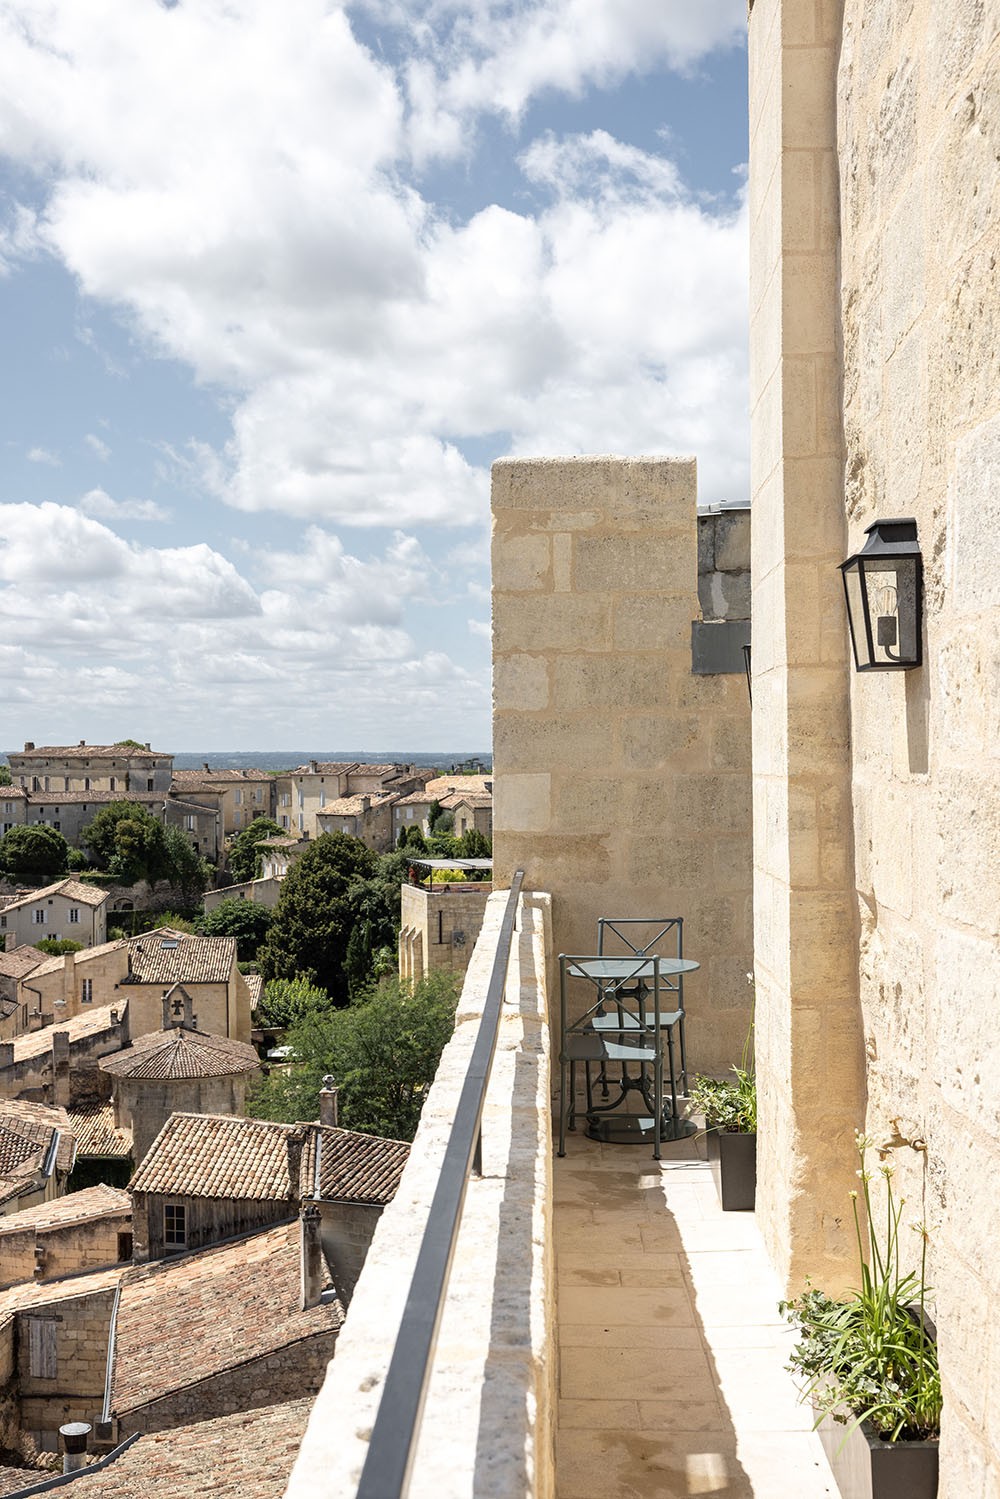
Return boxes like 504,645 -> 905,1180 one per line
0,825 -> 70,882
114,738 -> 146,749
257,832 -> 379,1001
248,971 -> 460,1139
162,825 -> 211,904
428,831 -> 459,858
457,827 -> 492,859
257,974 -> 333,1029
34,938 -> 85,956
402,824 -> 428,854
199,896 -> 274,960
227,818 -> 283,883
0,765 -> 11,787
81,802 -> 170,884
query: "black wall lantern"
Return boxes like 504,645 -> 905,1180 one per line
839,518 -> 923,671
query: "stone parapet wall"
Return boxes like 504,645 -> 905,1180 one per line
491,457 -> 753,1074
285,888 -> 555,1499
399,884 -> 491,983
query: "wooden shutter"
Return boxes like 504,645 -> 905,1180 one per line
28,1318 -> 57,1379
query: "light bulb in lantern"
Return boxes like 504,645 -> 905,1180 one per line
873,580 -> 898,651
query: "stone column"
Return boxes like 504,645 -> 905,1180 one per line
749,0 -> 865,1290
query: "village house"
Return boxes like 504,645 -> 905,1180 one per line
22,930 -> 253,1043
0,1003 -> 127,1111
258,834 -> 308,880
202,875 -> 283,913
168,766 -> 275,836
0,785 -> 27,836
274,761 -> 432,837
7,742 -> 174,797
314,790 -> 399,852
391,773 -> 493,843
0,879 -> 108,952
99,990 -> 261,1166
0,1184 -> 132,1290
19,789 -> 168,849
0,946 -> 44,1039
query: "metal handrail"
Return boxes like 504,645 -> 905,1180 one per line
355,870 -> 525,1499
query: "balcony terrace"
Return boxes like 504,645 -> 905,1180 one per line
284,886 -> 837,1499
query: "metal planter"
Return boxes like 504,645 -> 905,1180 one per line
816,1411 -> 939,1499
706,1128 -> 756,1211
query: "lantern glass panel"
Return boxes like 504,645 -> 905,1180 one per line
863,556 -> 919,667
842,562 -> 871,669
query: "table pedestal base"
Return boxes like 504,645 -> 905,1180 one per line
585,1112 -> 697,1145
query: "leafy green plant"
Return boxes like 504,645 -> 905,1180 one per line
687,1066 -> 756,1134
780,1133 -> 941,1443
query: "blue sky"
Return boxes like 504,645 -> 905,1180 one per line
0,0 -> 749,752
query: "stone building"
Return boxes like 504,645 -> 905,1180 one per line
274,762 -> 431,838
0,946 -> 43,1039
24,931 -> 253,1043
398,876 -> 492,984
0,1003 -> 127,1110
0,1184 -> 132,1289
492,458 -> 754,1075
0,879 -> 108,952
0,1101 -> 76,1217
168,766 -> 275,836
99,989 -> 261,1166
7,742 -> 173,797
315,791 -> 400,852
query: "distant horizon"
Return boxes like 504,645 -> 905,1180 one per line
0,747 -> 493,770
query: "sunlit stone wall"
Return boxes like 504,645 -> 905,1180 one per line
491,456 -> 754,1075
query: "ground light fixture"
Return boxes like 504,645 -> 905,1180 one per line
839,518 -> 923,670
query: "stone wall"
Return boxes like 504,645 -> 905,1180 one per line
491,457 -> 753,1073
286,888 -> 555,1499
0,1012 -> 125,1109
836,3 -> 1000,1491
115,1072 -> 253,1167
0,1213 -> 131,1290
399,884 -> 491,983
16,1288 -> 116,1449
317,1201 -> 382,1307
131,1194 -> 294,1263
117,1330 -> 337,1437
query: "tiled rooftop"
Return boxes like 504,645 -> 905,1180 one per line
11,745 -> 167,759
0,1100 -> 75,1173
0,1263 -> 123,1329
1,878 -> 109,911
100,1026 -> 260,1081
68,1102 -> 134,1159
8,1004 -> 123,1065
22,791 -> 162,806
0,1182 -> 130,1234
30,937 -> 127,979
0,944 -> 46,980
245,972 -> 264,1011
313,1126 -> 409,1205
128,1113 -> 409,1206
109,1222 -> 342,1416
64,1397 -> 315,1498
121,934 -> 237,986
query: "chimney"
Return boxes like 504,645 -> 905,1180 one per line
79,739 -> 86,747
51,1030 -> 70,1108
319,1076 -> 339,1128
60,1423 -> 91,1475
3,932 -> 13,953
24,741 -> 34,751
204,762 -> 210,772
0,1043 -> 13,1069
285,1130 -> 305,1199
310,760 -> 318,773
300,1201 -> 325,1310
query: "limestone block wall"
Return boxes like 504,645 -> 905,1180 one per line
491,457 -> 753,1074
747,0 -> 866,1294
317,1201 -> 382,1306
17,1288 -> 116,1448
399,884 -> 491,983
0,1213 -> 131,1289
286,889 -> 555,1499
117,1330 -> 338,1437
115,1072 -> 254,1167
836,4 -> 1000,1490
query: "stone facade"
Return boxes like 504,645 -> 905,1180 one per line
112,1072 -> 253,1169
749,1 -> 1000,1491
0,882 -> 108,952
131,1194 -> 295,1264
8,743 -> 173,796
0,1203 -> 131,1290
117,1331 -> 337,1438
398,883 -> 491,983
491,456 -> 754,1074
16,1287 -> 116,1449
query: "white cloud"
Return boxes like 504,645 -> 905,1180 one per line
79,488 -> 170,523
27,446 -> 61,466
84,433 -> 112,461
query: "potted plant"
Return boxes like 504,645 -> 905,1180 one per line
687,1063 -> 757,1210
780,1133 -> 941,1499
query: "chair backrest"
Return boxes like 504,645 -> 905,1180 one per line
597,917 -> 684,1003
559,953 -> 664,1042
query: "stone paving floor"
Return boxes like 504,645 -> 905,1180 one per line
553,1121 -> 838,1499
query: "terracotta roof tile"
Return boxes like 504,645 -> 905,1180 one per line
0,1183 -> 130,1234
314,1126 -> 409,1205
128,1114 -> 309,1200
10,745 -> 168,759
10,1004 -> 124,1066
0,786 -> 28,799
24,791 -> 163,807
109,1222 -> 341,1415
0,945 -> 46,980
63,1397 -> 314,1498
1,879 -> 109,912
245,973 -> 264,1011
67,1104 -> 133,1160
0,1263 -> 124,1332
121,934 -> 236,986
100,1027 -> 259,1082
0,1101 -> 75,1174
